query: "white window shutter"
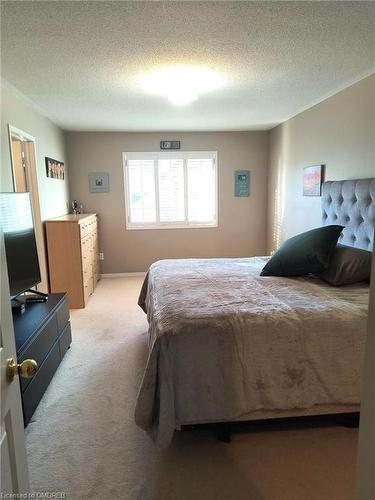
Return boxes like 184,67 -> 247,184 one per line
187,158 -> 216,224
158,159 -> 185,222
127,159 -> 156,224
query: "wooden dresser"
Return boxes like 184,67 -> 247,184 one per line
45,214 -> 99,309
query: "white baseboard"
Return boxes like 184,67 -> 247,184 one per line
100,272 -> 146,278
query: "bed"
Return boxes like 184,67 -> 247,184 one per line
135,178 -> 374,448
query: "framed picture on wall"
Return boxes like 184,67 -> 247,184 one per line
234,170 -> 250,197
303,164 -> 324,196
45,157 -> 65,180
89,172 -> 109,193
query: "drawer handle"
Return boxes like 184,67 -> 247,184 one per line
6,358 -> 38,382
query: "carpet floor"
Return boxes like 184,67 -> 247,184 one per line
26,277 -> 358,500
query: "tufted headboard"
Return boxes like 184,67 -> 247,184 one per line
322,178 -> 375,251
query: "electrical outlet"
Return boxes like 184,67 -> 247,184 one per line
99,252 -> 104,261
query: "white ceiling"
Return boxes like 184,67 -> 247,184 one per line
1,1 -> 374,132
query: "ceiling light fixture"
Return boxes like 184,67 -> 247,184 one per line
139,65 -> 224,106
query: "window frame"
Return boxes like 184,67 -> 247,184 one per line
123,151 -> 218,230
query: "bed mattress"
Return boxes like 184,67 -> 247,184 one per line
135,257 -> 369,447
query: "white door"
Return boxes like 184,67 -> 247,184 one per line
0,226 -> 30,494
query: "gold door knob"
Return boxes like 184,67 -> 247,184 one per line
6,358 -> 38,382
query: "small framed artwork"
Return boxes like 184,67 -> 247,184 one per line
234,170 -> 250,197
45,157 -> 65,180
303,164 -> 324,196
89,172 -> 109,193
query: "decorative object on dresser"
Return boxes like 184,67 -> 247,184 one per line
71,199 -> 84,214
45,214 -> 99,309
12,293 -> 71,425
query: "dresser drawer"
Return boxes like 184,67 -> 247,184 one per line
89,217 -> 97,234
80,221 -> 89,238
83,280 -> 91,303
81,236 -> 92,266
19,314 -> 58,392
22,341 -> 61,425
56,295 -> 69,333
80,216 -> 97,238
59,322 -> 72,358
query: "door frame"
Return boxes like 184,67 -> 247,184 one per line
8,125 -> 36,190
357,243 -> 375,497
7,125 -> 49,293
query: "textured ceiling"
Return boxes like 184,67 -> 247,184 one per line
1,1 -> 374,131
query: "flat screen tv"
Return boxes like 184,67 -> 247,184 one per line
0,192 -> 41,299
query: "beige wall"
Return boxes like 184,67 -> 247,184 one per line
267,74 -> 375,253
66,131 -> 268,273
1,80 -> 69,219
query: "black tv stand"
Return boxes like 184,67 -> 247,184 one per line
12,292 -> 72,425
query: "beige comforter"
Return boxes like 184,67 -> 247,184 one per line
135,257 -> 369,447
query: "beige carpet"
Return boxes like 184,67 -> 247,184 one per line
26,277 -> 358,500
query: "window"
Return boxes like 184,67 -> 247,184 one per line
123,151 -> 217,229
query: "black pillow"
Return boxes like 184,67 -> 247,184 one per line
260,225 -> 344,277
318,244 -> 372,286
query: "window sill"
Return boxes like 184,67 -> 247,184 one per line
125,223 -> 218,231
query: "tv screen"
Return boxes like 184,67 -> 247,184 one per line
0,192 -> 41,299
